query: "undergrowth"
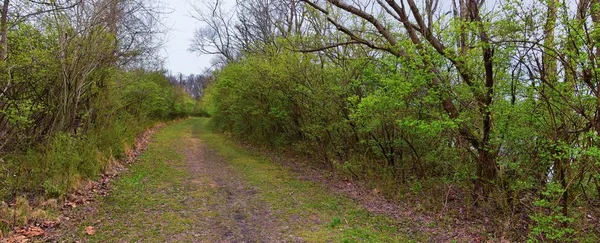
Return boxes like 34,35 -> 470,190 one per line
0,71 -> 200,235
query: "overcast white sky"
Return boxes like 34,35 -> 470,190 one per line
159,0 -> 575,75
162,0 -> 211,75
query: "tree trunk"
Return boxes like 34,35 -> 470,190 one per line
590,0 -> 600,201
542,0 -> 557,84
543,0 -> 571,222
1,0 -> 9,61
474,147 -> 498,200
469,0 -> 498,199
108,0 -> 118,35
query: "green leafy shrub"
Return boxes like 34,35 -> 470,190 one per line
0,70 -> 196,201
528,183 -> 575,242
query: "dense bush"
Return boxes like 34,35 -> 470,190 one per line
0,13 -> 196,200
194,0 -> 600,239
205,42 -> 600,240
208,48 -> 464,182
0,70 -> 195,200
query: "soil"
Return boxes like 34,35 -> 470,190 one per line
181,138 -> 301,242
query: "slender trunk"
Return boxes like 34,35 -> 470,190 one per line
467,0 -> 498,198
559,155 -> 568,225
108,0 -> 119,61
1,0 -> 9,61
108,0 -> 118,35
544,0 -> 570,220
542,0 -> 557,84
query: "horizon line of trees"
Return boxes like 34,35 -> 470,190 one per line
166,72 -> 211,99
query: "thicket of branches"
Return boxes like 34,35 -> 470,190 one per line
196,0 -> 600,240
0,0 -> 196,209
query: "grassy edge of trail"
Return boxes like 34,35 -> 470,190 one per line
191,118 -> 421,242
63,118 -> 422,242
61,119 -> 200,242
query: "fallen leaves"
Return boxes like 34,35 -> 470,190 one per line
17,227 -> 45,238
2,235 -> 28,243
1,227 -> 45,243
64,201 -> 77,208
309,214 -> 320,223
1,125 -> 165,242
41,219 -> 61,228
371,188 -> 380,195
85,226 -> 95,235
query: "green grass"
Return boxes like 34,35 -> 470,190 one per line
64,118 -> 420,242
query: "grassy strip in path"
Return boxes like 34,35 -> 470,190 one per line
192,118 -> 421,242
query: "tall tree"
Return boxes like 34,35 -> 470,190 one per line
300,0 -> 503,198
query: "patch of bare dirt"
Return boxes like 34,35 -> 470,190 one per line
182,138 -> 302,242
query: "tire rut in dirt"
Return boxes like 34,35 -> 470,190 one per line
183,138 -> 298,242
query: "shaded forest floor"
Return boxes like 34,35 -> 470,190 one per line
40,118 -> 479,242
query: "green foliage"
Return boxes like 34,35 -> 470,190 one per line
209,50 -> 315,145
205,19 -> 600,239
1,54 -> 196,201
173,88 -> 196,117
206,46 -> 463,186
329,217 -> 342,228
121,71 -> 175,119
528,183 -> 575,242
0,1 -> 198,237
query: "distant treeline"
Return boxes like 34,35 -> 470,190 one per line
166,73 -> 211,99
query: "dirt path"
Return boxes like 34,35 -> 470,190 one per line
44,118 -> 419,242
182,138 -> 297,242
